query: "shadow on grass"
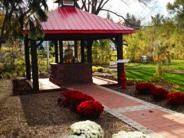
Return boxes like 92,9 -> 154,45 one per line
126,70 -> 153,81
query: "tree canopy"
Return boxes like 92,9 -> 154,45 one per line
167,0 -> 184,27
0,0 -> 48,46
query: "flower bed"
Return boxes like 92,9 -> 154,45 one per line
68,120 -> 104,138
136,83 -> 155,95
77,100 -> 104,119
58,89 -> 104,119
135,82 -> 184,107
68,121 -> 149,138
151,87 -> 169,101
166,92 -> 184,106
58,90 -> 94,110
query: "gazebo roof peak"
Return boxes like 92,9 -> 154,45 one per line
55,0 -> 78,7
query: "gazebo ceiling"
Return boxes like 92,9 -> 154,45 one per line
41,7 -> 135,35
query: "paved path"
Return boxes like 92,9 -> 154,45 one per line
39,78 -> 61,91
65,82 -> 184,138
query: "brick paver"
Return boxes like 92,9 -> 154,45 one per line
65,81 -> 184,138
67,84 -> 142,108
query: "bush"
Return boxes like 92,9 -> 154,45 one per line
77,100 -> 104,119
166,92 -> 184,106
58,90 -> 94,111
0,62 -> 4,73
97,66 -> 104,73
68,120 -> 104,138
136,83 -> 155,95
112,131 -> 150,138
92,66 -> 98,73
151,87 -> 169,101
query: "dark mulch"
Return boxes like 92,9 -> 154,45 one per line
0,80 -> 134,138
12,78 -> 33,95
104,81 -> 184,114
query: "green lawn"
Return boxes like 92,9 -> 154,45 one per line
125,60 -> 184,92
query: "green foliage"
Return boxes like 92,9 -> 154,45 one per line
0,0 -> 48,44
153,63 -> 163,81
151,14 -> 164,26
125,17 -> 184,63
167,0 -> 184,27
92,40 -> 114,65
0,41 -> 55,79
0,44 -> 24,78
0,63 -> 4,73
92,66 -> 105,73
124,13 -> 141,29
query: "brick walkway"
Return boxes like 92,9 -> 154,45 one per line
65,82 -> 184,138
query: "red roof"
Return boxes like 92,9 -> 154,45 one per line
41,7 -> 135,35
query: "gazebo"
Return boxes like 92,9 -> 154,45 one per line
24,0 -> 135,91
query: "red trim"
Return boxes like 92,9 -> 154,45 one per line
42,30 -> 135,34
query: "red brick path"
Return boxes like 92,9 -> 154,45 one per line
65,83 -> 184,138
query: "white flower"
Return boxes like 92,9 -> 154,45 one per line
68,120 -> 104,138
112,131 -> 151,138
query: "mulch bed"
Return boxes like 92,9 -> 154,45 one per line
104,81 -> 184,114
0,80 -> 134,138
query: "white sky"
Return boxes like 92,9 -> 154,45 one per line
47,0 -> 175,25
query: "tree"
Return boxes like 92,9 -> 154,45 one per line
167,0 -> 184,27
77,0 -> 151,26
92,40 -> 113,65
0,0 -> 48,48
124,13 -> 141,29
151,14 -> 164,26
79,0 -> 151,14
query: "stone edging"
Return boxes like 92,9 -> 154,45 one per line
97,85 -> 184,138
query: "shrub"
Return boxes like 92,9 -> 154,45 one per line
68,120 -> 104,138
97,66 -> 104,73
0,62 -> 4,73
151,87 -> 169,101
92,66 -> 104,73
77,100 -> 104,119
58,90 -> 94,110
92,66 -> 98,73
166,92 -> 184,106
112,131 -> 150,138
136,83 -> 155,95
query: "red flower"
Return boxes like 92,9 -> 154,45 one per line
136,83 -> 155,95
166,92 -> 184,106
151,87 -> 169,101
77,100 -> 104,119
58,90 -> 94,111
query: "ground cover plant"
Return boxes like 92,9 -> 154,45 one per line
77,100 -> 104,119
58,90 -> 94,111
58,89 -> 104,119
166,92 -> 184,106
135,82 -> 184,107
151,87 -> 169,101
68,120 -> 104,138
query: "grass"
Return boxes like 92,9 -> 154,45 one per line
124,60 -> 184,92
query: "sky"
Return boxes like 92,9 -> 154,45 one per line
47,0 -> 175,25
